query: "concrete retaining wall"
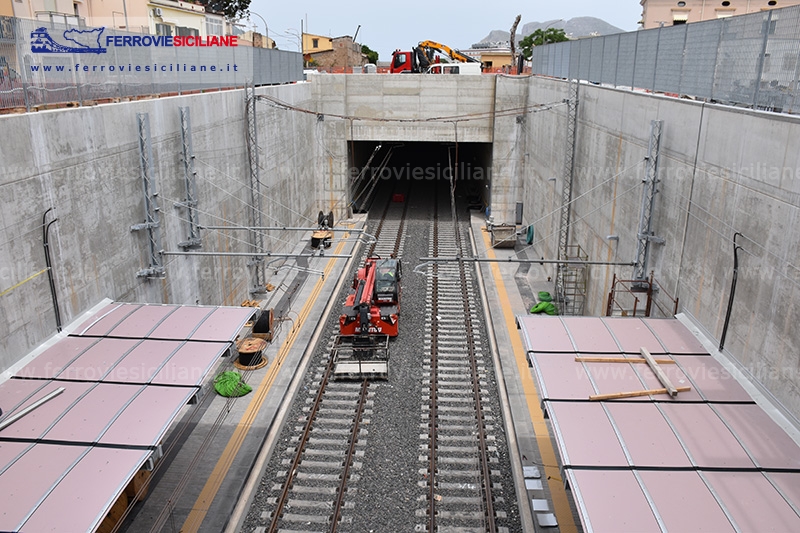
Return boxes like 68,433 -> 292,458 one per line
3,73 -> 800,421
519,77 -> 800,418
0,83 -> 319,371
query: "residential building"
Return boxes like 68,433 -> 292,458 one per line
1,0 -> 13,17
302,31 -> 332,54
238,30 -> 274,49
639,0 -> 800,29
148,0 -> 205,37
5,0 -> 221,35
11,0 -> 86,25
305,35 -> 364,69
85,0 -> 149,32
465,42 -> 513,70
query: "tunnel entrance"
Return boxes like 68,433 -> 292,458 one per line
348,141 -> 492,215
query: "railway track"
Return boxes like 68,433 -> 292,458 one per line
247,180 -> 519,532
417,188 -> 505,532
262,186 -> 410,531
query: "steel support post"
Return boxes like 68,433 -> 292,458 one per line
245,86 -> 265,292
175,107 -> 202,250
634,120 -> 664,281
555,81 -> 579,304
131,113 -> 166,278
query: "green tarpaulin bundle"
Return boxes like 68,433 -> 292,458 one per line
530,301 -> 558,316
214,371 -> 252,397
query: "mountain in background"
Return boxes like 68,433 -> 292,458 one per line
476,17 -> 624,47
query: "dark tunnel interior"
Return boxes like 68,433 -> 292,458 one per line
347,141 -> 493,214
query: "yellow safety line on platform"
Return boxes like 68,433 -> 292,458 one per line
182,237 -> 348,532
0,268 -> 49,298
480,230 -> 578,533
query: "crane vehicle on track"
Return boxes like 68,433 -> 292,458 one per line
333,257 -> 401,380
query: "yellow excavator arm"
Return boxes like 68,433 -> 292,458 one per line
417,40 -> 481,64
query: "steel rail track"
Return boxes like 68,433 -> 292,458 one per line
421,184 -> 499,532
265,185 -> 410,531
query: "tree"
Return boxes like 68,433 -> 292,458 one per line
361,44 -> 378,64
509,14 -> 521,66
197,0 -> 251,21
520,28 -> 568,60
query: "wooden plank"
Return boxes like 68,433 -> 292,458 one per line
641,347 -> 679,397
575,357 -> 676,365
590,386 -> 692,401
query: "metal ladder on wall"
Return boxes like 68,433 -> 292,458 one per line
558,245 -> 588,316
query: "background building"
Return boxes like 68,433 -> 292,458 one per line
305,35 -> 364,70
640,0 -> 800,28
465,42 -> 513,71
302,32 -> 332,54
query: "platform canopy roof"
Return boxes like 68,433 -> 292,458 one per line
518,316 -> 800,533
0,302 -> 254,533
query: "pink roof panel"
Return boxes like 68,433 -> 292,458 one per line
44,383 -> 140,443
0,378 -> 52,415
659,403 -> 755,468
103,339 -> 184,383
605,403 -> 692,467
531,353 -> 597,400
0,443 -> 87,532
73,303 -> 141,336
673,356 -> 753,402
20,446 -> 150,533
631,359 -> 704,402
714,404 -> 800,469
152,341 -> 228,386
561,317 -> 620,353
51,338 -> 140,381
189,306 -> 256,342
767,473 -> 800,516
549,402 -> 628,466
517,316 -> 575,352
568,469 -> 660,533
645,319 -> 708,354
149,306 -> 216,340
585,360 -> 656,401
15,336 -> 98,379
602,317 -> 666,354
638,470 -> 735,532
106,304 -> 178,338
98,385 -> 195,446
0,381 -> 93,441
704,471 -> 800,532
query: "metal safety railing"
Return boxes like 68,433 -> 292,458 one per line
531,5 -> 800,114
0,15 -> 303,111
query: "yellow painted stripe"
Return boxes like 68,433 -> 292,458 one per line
0,268 -> 49,298
480,230 -> 578,533
181,237 -> 348,532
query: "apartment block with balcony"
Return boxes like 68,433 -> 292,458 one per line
639,0 -> 800,28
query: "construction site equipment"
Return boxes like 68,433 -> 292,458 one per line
252,308 -> 274,341
214,371 -> 253,397
583,346 -> 690,401
311,210 -> 334,249
339,257 -> 401,337
331,334 -> 390,380
488,223 -> 517,248
334,257 -> 401,380
236,337 -> 267,367
390,40 -> 483,73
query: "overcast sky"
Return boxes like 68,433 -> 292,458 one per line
245,1 -> 640,61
